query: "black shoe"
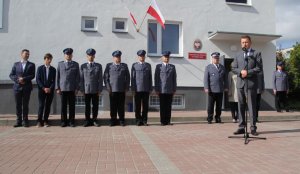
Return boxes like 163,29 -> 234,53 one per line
137,122 -> 143,126
61,122 -> 67,127
161,123 -> 166,126
13,123 -> 22,128
208,121 -> 212,124
120,121 -> 126,127
93,120 -> 100,127
83,121 -> 90,127
215,118 -> 222,123
277,110 -> 282,113
69,123 -> 75,127
234,129 -> 245,135
286,109 -> 290,112
251,130 -> 259,136
143,121 -> 148,126
23,122 -> 29,127
109,122 -> 116,127
167,122 -> 173,126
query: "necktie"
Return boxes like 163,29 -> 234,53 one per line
216,64 -> 219,69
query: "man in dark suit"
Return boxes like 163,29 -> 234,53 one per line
80,48 -> 103,127
9,49 -> 36,127
256,68 -> 265,122
56,48 -> 80,127
231,35 -> 262,136
273,61 -> 289,112
36,53 -> 56,127
204,52 -> 228,124
155,51 -> 177,126
131,50 -> 152,126
104,50 -> 130,126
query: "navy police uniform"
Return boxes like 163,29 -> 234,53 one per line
273,62 -> 289,112
131,50 -> 152,126
104,50 -> 130,126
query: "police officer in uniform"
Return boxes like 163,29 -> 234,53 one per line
131,50 -> 152,126
80,48 -> 103,127
154,51 -> 177,126
204,52 -> 228,124
273,61 -> 289,112
56,48 -> 80,127
104,50 -> 130,126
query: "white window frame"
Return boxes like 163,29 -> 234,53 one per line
149,95 -> 185,109
112,18 -> 128,33
147,21 -> 183,57
75,95 -> 103,107
81,16 -> 97,32
225,0 -> 252,6
0,0 -> 3,29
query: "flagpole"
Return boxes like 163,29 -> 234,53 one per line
137,0 -> 152,32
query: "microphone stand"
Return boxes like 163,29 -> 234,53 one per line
228,48 -> 266,144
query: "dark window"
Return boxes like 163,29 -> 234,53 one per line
226,0 -> 247,3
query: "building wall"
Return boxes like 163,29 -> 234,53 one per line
0,0 -> 278,113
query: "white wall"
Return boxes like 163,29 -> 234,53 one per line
0,0 -> 277,89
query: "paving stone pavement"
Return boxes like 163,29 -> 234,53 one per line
0,117 -> 300,174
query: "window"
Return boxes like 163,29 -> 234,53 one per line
0,0 -> 3,28
226,0 -> 251,5
81,16 -> 97,32
76,95 -> 103,107
149,95 -> 185,109
148,21 -> 183,57
112,18 -> 128,33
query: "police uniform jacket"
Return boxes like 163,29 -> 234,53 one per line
204,63 -> 228,93
154,63 -> 177,94
231,48 -> 262,89
104,63 -> 130,92
131,62 -> 152,92
9,61 -> 36,92
273,70 -> 289,91
56,60 -> 80,91
80,62 -> 103,94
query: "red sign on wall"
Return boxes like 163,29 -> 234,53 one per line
188,53 -> 207,59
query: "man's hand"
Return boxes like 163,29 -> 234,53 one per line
241,70 -> 248,78
56,89 -> 61,94
204,89 -> 209,93
273,90 -> 276,95
44,88 -> 51,94
18,77 -> 25,84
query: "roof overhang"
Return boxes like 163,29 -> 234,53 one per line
208,31 -> 281,42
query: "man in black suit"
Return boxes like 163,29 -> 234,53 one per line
9,49 -> 36,127
36,53 -> 56,127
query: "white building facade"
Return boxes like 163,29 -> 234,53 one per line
0,0 -> 280,114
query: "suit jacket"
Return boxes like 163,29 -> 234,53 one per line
273,70 -> 289,91
154,63 -> 177,94
56,60 -> 80,91
231,48 -> 262,89
80,62 -> 103,94
36,65 -> 56,92
131,62 -> 152,92
204,64 -> 228,93
9,61 -> 36,92
104,63 -> 130,92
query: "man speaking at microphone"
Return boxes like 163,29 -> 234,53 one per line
231,35 -> 262,136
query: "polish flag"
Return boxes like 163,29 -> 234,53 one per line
129,12 -> 137,25
147,0 -> 165,29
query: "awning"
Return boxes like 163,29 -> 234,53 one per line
208,31 -> 281,42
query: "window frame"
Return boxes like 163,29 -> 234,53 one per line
149,94 -> 185,109
225,0 -> 252,6
147,20 -> 183,57
0,0 -> 3,29
81,16 -> 98,32
112,18 -> 128,33
75,95 -> 103,107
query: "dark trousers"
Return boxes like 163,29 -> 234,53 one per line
37,90 -> 54,123
134,92 -> 149,123
207,92 -> 223,121
109,92 -> 125,123
275,91 -> 288,111
14,90 -> 31,124
159,93 -> 173,124
230,102 -> 239,120
61,91 -> 76,124
84,94 -> 99,121
256,93 -> 261,120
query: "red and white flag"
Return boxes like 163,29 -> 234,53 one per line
129,12 -> 137,25
147,0 -> 165,29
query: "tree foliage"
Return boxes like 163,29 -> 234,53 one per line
286,42 -> 300,93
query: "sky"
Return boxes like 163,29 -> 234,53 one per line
275,0 -> 300,49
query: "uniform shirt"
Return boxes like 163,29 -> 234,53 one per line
273,70 -> 289,91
